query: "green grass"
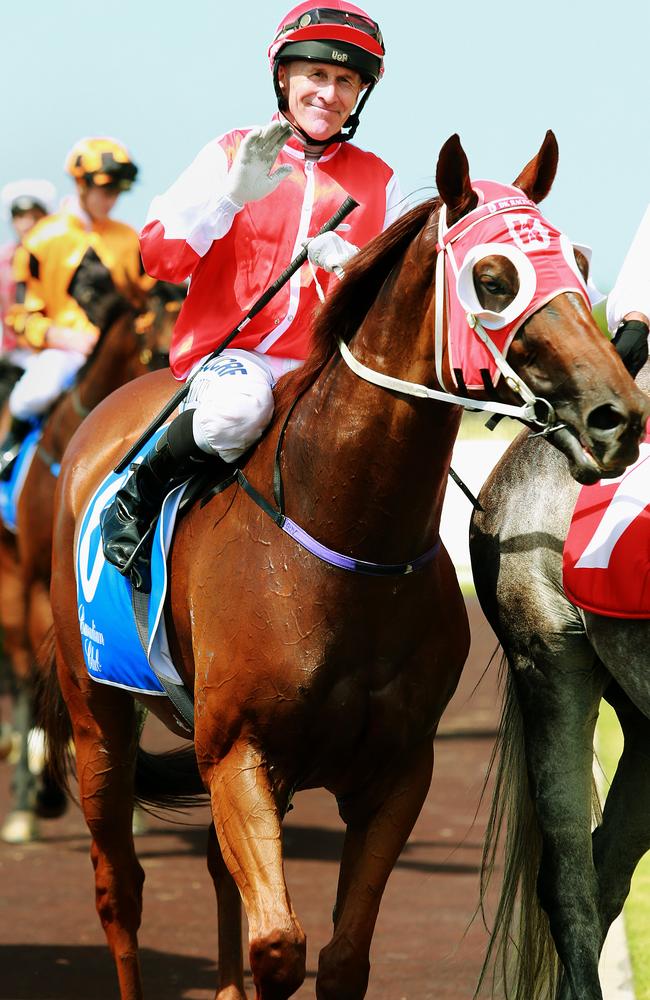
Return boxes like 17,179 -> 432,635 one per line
597,702 -> 650,998
457,410 -> 521,442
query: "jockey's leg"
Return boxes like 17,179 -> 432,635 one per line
101,350 -> 277,591
0,348 -> 85,478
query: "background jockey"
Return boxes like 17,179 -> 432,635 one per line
0,180 -> 56,365
0,138 -> 142,478
606,203 -> 650,378
102,1 -> 405,591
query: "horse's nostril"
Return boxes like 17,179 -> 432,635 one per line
587,404 -> 625,434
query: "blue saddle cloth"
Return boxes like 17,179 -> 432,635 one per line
75,427 -> 190,711
0,426 -> 42,533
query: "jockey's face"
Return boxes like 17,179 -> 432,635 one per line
278,59 -> 366,142
78,181 -> 120,223
11,208 -> 46,241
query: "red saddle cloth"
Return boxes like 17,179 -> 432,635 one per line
563,432 -> 650,618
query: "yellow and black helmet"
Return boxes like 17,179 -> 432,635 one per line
65,137 -> 138,190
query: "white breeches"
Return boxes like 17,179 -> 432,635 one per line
180,349 -> 302,463
9,348 -> 87,419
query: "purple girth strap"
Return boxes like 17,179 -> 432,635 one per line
236,470 -> 440,577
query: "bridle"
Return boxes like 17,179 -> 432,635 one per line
334,198 -> 587,437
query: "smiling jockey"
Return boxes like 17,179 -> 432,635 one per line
0,138 -> 142,478
101,1 -> 405,591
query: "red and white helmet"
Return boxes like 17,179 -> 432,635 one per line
268,2 -> 385,82
268,3 -> 385,141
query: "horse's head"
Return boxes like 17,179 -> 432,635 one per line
435,132 -> 649,483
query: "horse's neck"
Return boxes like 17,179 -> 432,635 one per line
285,248 -> 462,557
76,313 -> 139,411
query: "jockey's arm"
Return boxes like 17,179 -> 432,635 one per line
606,204 -> 650,334
140,140 -> 250,284
606,204 -> 650,377
6,242 -> 99,355
307,171 -> 406,275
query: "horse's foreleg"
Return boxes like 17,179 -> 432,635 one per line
205,741 -> 305,1000
316,741 -> 434,1000
513,651 -> 606,1000
59,656 -> 145,1000
0,539 -> 38,842
206,821 -> 247,1000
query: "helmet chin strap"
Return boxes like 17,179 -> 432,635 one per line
277,79 -> 375,147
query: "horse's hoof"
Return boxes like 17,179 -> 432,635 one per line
132,805 -> 149,837
1,809 -> 39,844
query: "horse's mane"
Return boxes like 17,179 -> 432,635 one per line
274,197 -> 438,413
74,306 -> 135,384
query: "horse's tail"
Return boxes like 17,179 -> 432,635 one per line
35,627 -> 75,795
134,746 -> 208,811
476,654 -> 559,1000
476,655 -> 603,999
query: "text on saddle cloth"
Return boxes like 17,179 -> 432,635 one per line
438,179 -> 590,391
75,425 -> 190,703
563,428 -> 650,618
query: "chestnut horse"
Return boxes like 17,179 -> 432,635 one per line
0,281 -> 182,844
43,134 -> 647,1000
470,356 -> 650,1000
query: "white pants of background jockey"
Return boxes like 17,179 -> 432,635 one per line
181,349 -> 302,463
9,349 -> 86,420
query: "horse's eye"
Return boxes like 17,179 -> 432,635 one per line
480,276 -> 506,296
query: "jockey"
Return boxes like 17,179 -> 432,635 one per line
101,1 -> 404,590
0,180 -> 56,364
0,138 -> 141,478
606,204 -> 650,377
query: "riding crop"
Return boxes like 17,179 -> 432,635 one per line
114,195 -> 359,474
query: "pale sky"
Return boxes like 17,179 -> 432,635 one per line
1,0 -> 648,288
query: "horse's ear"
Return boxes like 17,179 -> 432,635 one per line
512,130 -> 559,204
436,134 -> 479,226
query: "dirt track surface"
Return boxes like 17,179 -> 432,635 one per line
0,598 -> 503,1000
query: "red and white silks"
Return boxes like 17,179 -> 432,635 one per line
140,121 -> 402,379
563,428 -> 650,618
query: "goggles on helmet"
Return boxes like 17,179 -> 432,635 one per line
277,6 -> 383,49
86,156 -> 138,191
270,4 -> 384,83
66,139 -> 138,191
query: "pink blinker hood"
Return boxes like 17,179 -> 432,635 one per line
436,180 -> 591,390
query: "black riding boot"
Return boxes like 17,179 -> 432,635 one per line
101,410 -> 210,592
0,417 -> 32,481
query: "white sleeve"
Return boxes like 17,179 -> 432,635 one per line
606,204 -> 650,333
383,173 -> 408,230
145,138 -> 242,258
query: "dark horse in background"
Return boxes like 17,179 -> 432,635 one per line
0,278 -> 183,844
470,355 -> 650,999
42,133 -> 647,1000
